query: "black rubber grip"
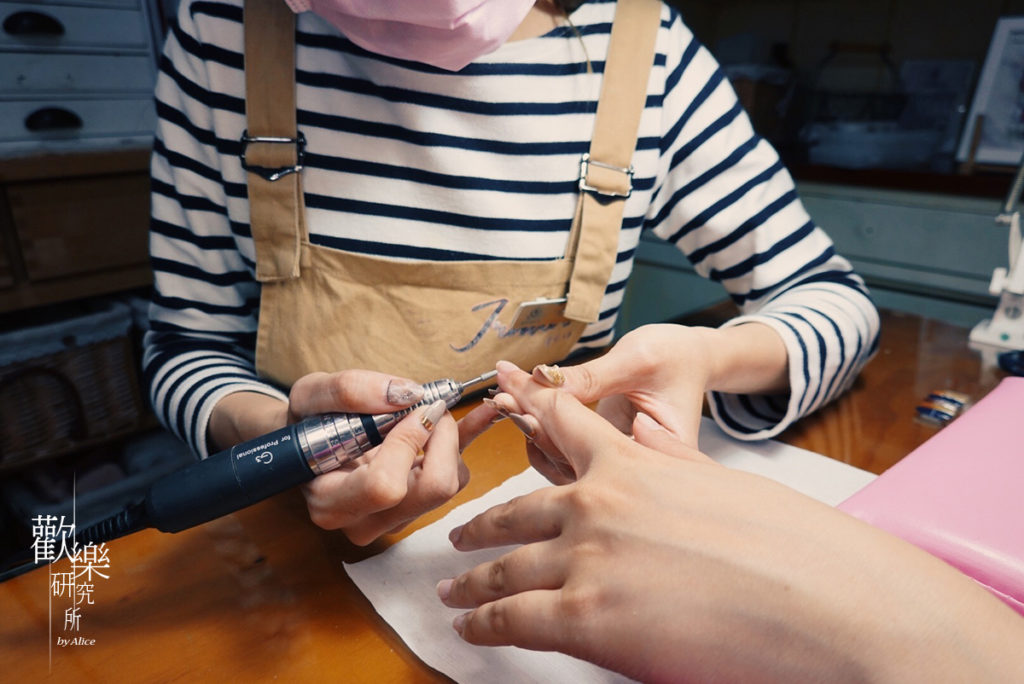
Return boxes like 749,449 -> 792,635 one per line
145,424 -> 315,533
361,413 -> 383,447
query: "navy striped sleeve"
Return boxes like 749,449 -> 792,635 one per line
645,14 -> 879,439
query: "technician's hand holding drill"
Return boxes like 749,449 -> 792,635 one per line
206,368 -> 494,546
193,317 -> 788,549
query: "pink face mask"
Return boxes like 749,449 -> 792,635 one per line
284,0 -> 536,71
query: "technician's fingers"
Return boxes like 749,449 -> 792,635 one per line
632,412 -> 712,464
438,541 -> 566,609
456,403 -> 498,453
448,487 -> 564,552
288,369 -> 426,419
462,389 -> 573,482
342,409 -> 465,545
451,591 -> 573,652
302,401 -> 442,533
409,411 -> 466,502
526,441 -> 576,485
486,391 -> 522,416
496,361 -> 632,476
476,389 -> 576,482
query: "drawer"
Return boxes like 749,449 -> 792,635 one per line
0,52 -> 155,94
0,2 -> 149,51
6,171 -> 150,282
0,97 -> 155,144
12,0 -> 139,7
798,183 -> 1005,300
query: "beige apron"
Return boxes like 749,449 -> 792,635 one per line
241,0 -> 661,386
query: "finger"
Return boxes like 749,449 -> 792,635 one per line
499,409 -> 579,483
496,360 -> 633,476
632,412 -> 712,464
594,394 -> 636,434
526,441 -> 575,485
302,401 -> 442,531
412,411 -> 465,503
289,369 -> 426,417
449,487 -> 563,551
487,392 -> 521,415
380,399 -> 447,461
342,411 -> 464,545
438,541 -> 566,609
452,591 -> 573,652
344,508 -> 416,547
596,386 -> 702,450
475,388 -> 574,482
530,346 -> 642,405
457,403 -> 499,453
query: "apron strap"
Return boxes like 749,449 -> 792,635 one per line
243,0 -> 305,282
563,0 -> 662,323
242,0 -> 661,303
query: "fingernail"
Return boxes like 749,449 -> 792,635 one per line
533,364 -> 565,387
487,387 -> 499,397
508,412 -> 538,440
436,578 -> 453,602
420,400 -> 446,432
635,412 -> 665,431
449,524 -> 463,544
490,415 -> 507,424
495,359 -> 519,374
482,397 -> 512,417
388,379 -> 425,405
452,613 -> 467,635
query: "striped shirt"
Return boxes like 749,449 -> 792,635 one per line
144,0 -> 880,458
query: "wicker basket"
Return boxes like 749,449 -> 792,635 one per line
0,301 -> 146,471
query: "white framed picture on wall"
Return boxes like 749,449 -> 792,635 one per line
957,16 -> 1024,166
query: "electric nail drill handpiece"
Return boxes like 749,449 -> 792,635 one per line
0,372 -> 497,581
93,372 -> 497,539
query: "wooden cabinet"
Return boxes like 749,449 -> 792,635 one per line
0,0 -> 160,313
0,0 -> 158,157
0,5 -> 160,469
0,147 -> 152,313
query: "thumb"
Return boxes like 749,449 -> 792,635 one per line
289,369 -> 426,418
632,412 -> 712,464
496,361 -> 634,477
382,399 -> 447,456
531,349 -> 633,405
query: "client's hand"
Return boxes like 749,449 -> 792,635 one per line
465,321 -> 788,483
210,370 -> 490,545
437,365 -> 1024,683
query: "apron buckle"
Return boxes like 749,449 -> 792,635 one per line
240,130 -> 306,181
579,153 -> 634,199
510,297 -> 569,330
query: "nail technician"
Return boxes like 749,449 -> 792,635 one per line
143,0 -> 879,542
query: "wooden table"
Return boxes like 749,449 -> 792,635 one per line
0,308 -> 1008,682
